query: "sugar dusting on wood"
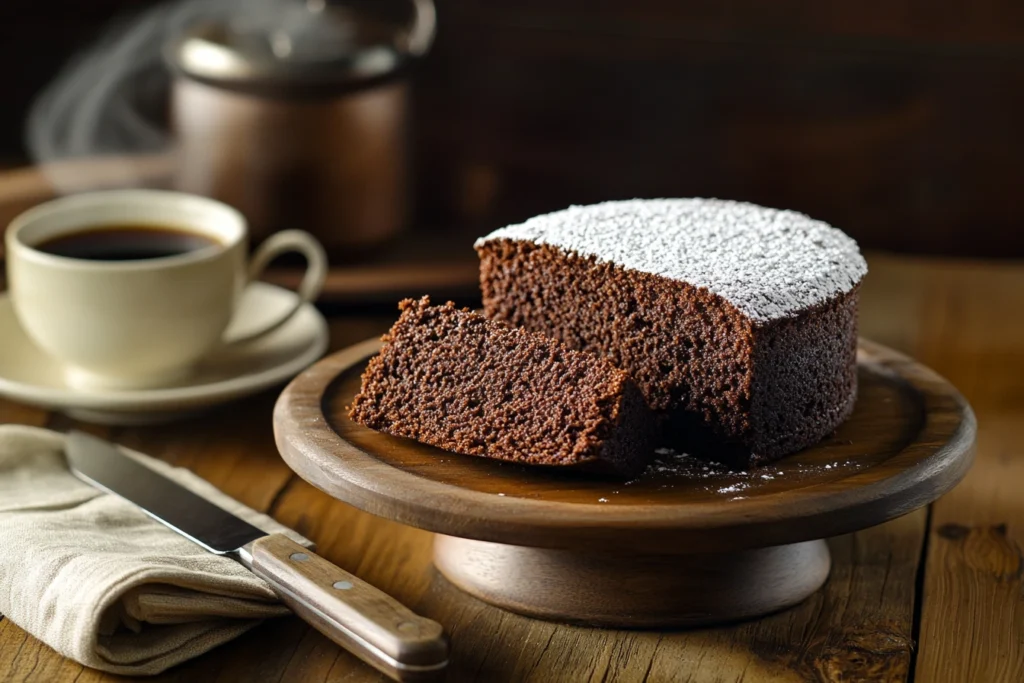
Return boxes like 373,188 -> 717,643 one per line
619,447 -> 868,498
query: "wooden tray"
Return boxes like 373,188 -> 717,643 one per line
273,338 -> 975,628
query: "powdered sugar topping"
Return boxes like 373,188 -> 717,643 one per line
476,198 -> 867,322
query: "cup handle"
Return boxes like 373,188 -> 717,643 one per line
226,230 -> 327,345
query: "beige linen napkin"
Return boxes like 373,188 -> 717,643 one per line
0,424 -> 312,675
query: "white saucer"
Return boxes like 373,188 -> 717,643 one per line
0,282 -> 329,425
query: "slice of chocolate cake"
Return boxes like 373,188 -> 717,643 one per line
476,199 -> 868,466
349,297 -> 658,476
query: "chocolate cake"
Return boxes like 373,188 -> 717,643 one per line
476,199 -> 868,466
349,297 -> 658,476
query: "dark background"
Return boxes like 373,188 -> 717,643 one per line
1,0 -> 1022,257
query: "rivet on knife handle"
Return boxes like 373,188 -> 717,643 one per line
240,533 -> 448,682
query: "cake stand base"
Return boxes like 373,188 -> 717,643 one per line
433,535 -> 831,628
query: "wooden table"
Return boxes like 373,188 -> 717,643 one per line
1,253 -> 1022,682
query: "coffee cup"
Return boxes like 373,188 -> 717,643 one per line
5,189 -> 327,391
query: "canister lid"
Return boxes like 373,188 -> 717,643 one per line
166,0 -> 435,95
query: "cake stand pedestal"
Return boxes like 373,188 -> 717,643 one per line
274,338 -> 975,628
431,536 -> 830,627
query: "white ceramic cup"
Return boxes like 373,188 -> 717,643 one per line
5,189 -> 327,391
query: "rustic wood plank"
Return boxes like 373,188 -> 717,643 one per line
879,259 -> 1024,683
916,411 -> 1024,683
0,398 -> 50,428
0,619 -> 87,682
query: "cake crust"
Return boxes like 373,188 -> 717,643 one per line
476,198 -> 867,323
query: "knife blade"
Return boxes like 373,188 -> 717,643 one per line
66,430 -> 448,682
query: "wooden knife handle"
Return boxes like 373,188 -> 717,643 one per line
244,534 -> 448,682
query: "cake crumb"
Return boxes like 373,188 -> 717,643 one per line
347,297 -> 657,475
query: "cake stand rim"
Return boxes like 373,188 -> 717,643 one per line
273,337 -> 976,552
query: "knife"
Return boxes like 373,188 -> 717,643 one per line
65,430 -> 448,682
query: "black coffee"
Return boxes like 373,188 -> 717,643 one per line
36,224 -> 220,261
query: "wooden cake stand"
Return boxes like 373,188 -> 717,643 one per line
273,338 -> 975,628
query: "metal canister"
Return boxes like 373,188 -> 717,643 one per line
166,0 -> 435,258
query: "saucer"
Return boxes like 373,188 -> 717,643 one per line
0,282 -> 329,424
